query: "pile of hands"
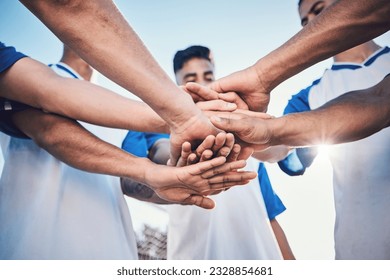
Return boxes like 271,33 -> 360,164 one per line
148,72 -> 277,209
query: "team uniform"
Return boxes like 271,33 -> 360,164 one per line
122,131 -> 285,259
0,45 -> 137,259
279,46 -> 390,259
0,42 -> 30,138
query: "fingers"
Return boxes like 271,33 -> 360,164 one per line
199,150 -> 214,162
215,132 -> 234,157
191,156 -> 227,174
210,115 -> 243,134
195,135 -> 215,159
226,143 -> 241,162
187,153 -> 198,165
169,143 -> 181,166
202,181 -> 250,194
176,142 -> 192,167
207,171 -> 257,184
196,99 -> 237,112
200,159 -> 247,178
218,92 -> 249,110
212,132 -> 227,155
186,82 -> 219,101
179,194 -> 215,209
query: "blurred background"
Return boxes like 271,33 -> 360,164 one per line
1,0 -> 388,259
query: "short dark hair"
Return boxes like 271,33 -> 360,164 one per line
298,0 -> 303,7
173,45 -> 211,73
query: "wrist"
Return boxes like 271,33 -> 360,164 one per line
165,91 -> 203,131
253,56 -> 281,93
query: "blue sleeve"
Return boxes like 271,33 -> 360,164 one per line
258,163 -> 286,220
0,43 -> 31,138
121,131 -> 149,158
144,132 -> 169,150
278,82 -> 319,176
0,42 -> 27,73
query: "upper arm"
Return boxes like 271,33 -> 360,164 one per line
0,57 -> 64,110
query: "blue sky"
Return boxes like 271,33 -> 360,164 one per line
1,1 -> 389,259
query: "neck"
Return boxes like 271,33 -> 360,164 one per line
333,41 -> 381,63
60,55 -> 93,81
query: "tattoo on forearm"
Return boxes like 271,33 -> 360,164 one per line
122,179 -> 154,199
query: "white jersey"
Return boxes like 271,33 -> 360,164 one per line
283,46 -> 390,259
0,63 -> 137,259
166,158 -> 283,260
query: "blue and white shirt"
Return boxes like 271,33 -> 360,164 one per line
0,42 -> 30,138
279,46 -> 390,259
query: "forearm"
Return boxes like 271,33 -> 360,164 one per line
120,178 -> 171,204
270,219 -> 295,260
269,76 -> 390,146
0,57 -> 168,133
252,145 -> 290,163
256,0 -> 390,90
20,0 -> 201,128
11,109 -> 155,181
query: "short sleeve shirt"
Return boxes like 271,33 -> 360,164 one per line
0,42 -> 31,138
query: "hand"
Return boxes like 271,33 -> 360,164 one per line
170,132 -> 235,166
209,66 -> 270,112
186,82 -> 249,110
209,110 -> 274,151
147,156 -> 257,209
168,134 -> 248,197
169,111 -> 221,165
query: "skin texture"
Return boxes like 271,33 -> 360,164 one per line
12,107 -> 257,210
0,57 -> 168,133
2,47 -> 256,210
210,75 -> 390,150
209,0 -> 390,112
18,0 -> 224,164
121,53 -> 295,258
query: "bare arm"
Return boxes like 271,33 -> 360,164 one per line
0,57 -> 167,133
11,109 -> 257,209
121,138 -> 172,204
19,1 -> 220,164
258,0 -> 390,90
269,75 -> 390,146
211,0 -> 390,111
270,219 -> 295,260
252,146 -> 290,163
211,75 -> 390,149
121,134 -> 238,203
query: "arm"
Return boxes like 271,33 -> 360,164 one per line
121,133 -> 241,203
121,137 -> 171,204
20,0 -> 220,163
211,76 -> 390,148
211,0 -> 390,111
257,0 -> 390,91
12,109 -> 256,209
270,219 -> 295,260
252,146 -> 290,163
0,57 -> 167,133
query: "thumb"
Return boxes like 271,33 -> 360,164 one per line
210,115 -> 242,134
169,142 -> 181,166
182,195 -> 215,209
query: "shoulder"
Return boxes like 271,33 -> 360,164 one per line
283,78 -> 322,114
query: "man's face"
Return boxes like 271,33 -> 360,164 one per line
175,57 -> 215,86
299,0 -> 336,27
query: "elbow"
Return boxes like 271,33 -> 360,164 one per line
30,114 -> 71,150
